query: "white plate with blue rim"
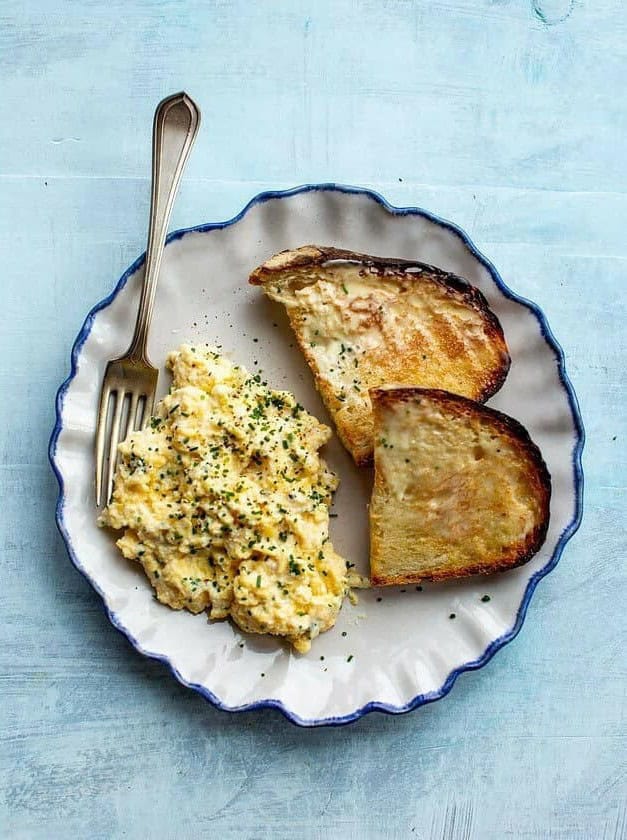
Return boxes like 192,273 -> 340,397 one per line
49,184 -> 584,727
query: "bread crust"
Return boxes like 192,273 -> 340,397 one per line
369,387 -> 552,585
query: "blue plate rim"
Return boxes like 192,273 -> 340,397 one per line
48,182 -> 585,728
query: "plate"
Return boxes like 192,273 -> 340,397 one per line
49,184 -> 584,726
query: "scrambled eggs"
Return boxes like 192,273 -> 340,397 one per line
99,344 -> 348,652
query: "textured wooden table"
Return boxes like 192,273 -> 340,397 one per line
2,1 -> 625,837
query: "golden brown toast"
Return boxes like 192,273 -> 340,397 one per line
249,246 -> 510,465
369,387 -> 551,586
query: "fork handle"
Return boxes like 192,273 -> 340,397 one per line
128,92 -> 201,362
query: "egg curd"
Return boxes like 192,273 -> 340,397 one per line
99,344 -> 349,652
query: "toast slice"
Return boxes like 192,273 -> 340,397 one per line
369,387 -> 551,585
249,246 -> 510,465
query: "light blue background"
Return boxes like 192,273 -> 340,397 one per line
2,1 -> 625,837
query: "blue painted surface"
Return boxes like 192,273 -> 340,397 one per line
1,1 -> 625,837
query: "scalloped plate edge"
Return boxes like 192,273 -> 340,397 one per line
48,183 -> 585,727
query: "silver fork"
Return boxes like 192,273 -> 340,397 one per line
95,92 -> 201,507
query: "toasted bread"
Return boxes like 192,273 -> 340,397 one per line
369,388 -> 551,585
249,246 -> 510,465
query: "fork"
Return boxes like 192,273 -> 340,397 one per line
95,92 -> 201,507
